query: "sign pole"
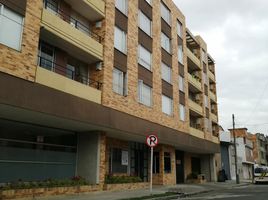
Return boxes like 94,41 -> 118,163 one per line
150,146 -> 153,194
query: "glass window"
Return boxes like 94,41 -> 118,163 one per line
138,80 -> 152,107
177,20 -> 183,37
113,68 -> 127,96
179,104 -> 185,121
39,42 -> 55,71
161,2 -> 170,25
179,76 -> 184,92
145,0 -> 152,5
139,10 -> 151,36
0,5 -> 24,51
178,44 -> 183,64
164,152 -> 171,173
202,49 -> 207,62
110,148 -> 128,173
162,95 -> 173,116
162,62 -> 172,83
153,152 -> 160,174
115,0 -> 128,15
44,0 -> 58,15
204,95 -> 209,108
161,32 -> 171,53
138,45 -> 152,70
66,64 -> 75,80
114,26 -> 127,54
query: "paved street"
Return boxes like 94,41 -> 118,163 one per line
184,184 -> 268,200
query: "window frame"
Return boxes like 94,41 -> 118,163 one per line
160,2 -> 171,25
162,95 -> 173,116
138,10 -> 152,37
113,68 -> 127,96
178,44 -> 183,64
161,62 -> 172,84
164,152 -> 171,173
114,26 -> 127,54
138,80 -> 152,107
177,20 -> 183,38
179,75 -> 184,92
161,32 -> 171,54
179,104 -> 186,121
138,44 -> 152,71
115,0 -> 128,16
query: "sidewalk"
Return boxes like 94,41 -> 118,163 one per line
33,181 -> 251,200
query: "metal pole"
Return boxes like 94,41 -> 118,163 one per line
150,146 -> 153,194
233,114 -> 240,184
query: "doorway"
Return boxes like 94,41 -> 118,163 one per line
176,150 -> 184,183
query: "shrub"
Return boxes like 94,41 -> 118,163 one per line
105,175 -> 142,184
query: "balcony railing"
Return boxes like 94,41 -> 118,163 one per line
44,0 -> 102,43
38,56 -> 102,90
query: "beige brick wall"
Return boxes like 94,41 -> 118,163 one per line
0,0 -> 42,81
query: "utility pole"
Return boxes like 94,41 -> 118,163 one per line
232,114 -> 240,184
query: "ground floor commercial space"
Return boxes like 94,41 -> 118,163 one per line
0,120 -> 219,185
0,72 -> 220,186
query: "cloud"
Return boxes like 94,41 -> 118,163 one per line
175,0 -> 268,134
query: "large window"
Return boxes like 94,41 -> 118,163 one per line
0,4 -> 24,51
164,152 -> 171,173
110,148 -> 128,173
161,32 -> 171,53
45,0 -> 58,15
179,75 -> 184,92
138,80 -> 152,107
204,95 -> 209,108
114,26 -> 127,54
138,45 -> 152,70
177,20 -> 183,38
153,152 -> 160,174
115,0 -> 128,16
178,45 -> 183,64
179,104 -> 186,121
162,95 -> 173,116
113,68 -> 127,96
39,42 -> 55,71
162,62 -> 172,84
139,10 -> 151,36
161,2 -> 170,25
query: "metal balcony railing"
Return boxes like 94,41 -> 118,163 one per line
38,56 -> 102,90
44,0 -> 103,43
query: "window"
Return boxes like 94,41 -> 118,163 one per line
164,152 -> 171,173
138,45 -> 152,70
66,64 -> 75,80
177,20 -> 183,38
138,80 -> 152,107
178,45 -> 183,64
44,0 -> 58,15
179,104 -> 185,121
39,42 -> 55,71
161,32 -> 171,53
162,95 -> 173,116
162,62 -> 172,83
153,152 -> 160,174
110,148 -> 128,173
115,0 -> 128,15
202,49 -> 207,62
114,26 -> 127,54
204,95 -> 209,108
179,76 -> 184,92
161,2 -> 170,25
139,10 -> 151,36
145,0 -> 152,5
0,4 -> 24,51
113,68 -> 127,96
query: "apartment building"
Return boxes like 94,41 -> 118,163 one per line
0,0 -> 220,187
251,133 -> 268,166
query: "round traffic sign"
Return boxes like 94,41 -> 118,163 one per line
146,134 -> 158,147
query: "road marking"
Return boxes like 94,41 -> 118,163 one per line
184,194 -> 252,199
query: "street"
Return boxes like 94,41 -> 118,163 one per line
184,184 -> 268,200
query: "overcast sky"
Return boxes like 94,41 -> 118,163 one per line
175,0 -> 268,134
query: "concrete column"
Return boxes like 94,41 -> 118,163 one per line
76,132 -> 101,184
200,154 -> 211,181
209,154 -> 217,182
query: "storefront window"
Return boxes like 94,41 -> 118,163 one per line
110,148 -> 128,173
164,152 -> 171,173
153,152 -> 160,173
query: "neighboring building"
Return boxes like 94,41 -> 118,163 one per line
0,0 -> 220,187
229,128 -> 254,180
220,130 -> 232,180
251,133 -> 268,166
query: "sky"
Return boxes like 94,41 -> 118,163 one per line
174,0 -> 268,134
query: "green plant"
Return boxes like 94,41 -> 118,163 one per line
105,175 -> 142,184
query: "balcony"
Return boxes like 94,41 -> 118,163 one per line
209,91 -> 217,102
36,56 -> 102,103
189,99 -> 203,116
186,48 -> 201,69
210,112 -> 218,122
40,5 -> 103,64
190,127 -> 204,139
64,0 -> 105,21
188,73 -> 202,91
208,70 -> 215,82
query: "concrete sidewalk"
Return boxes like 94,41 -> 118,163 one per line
33,181 -> 251,200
